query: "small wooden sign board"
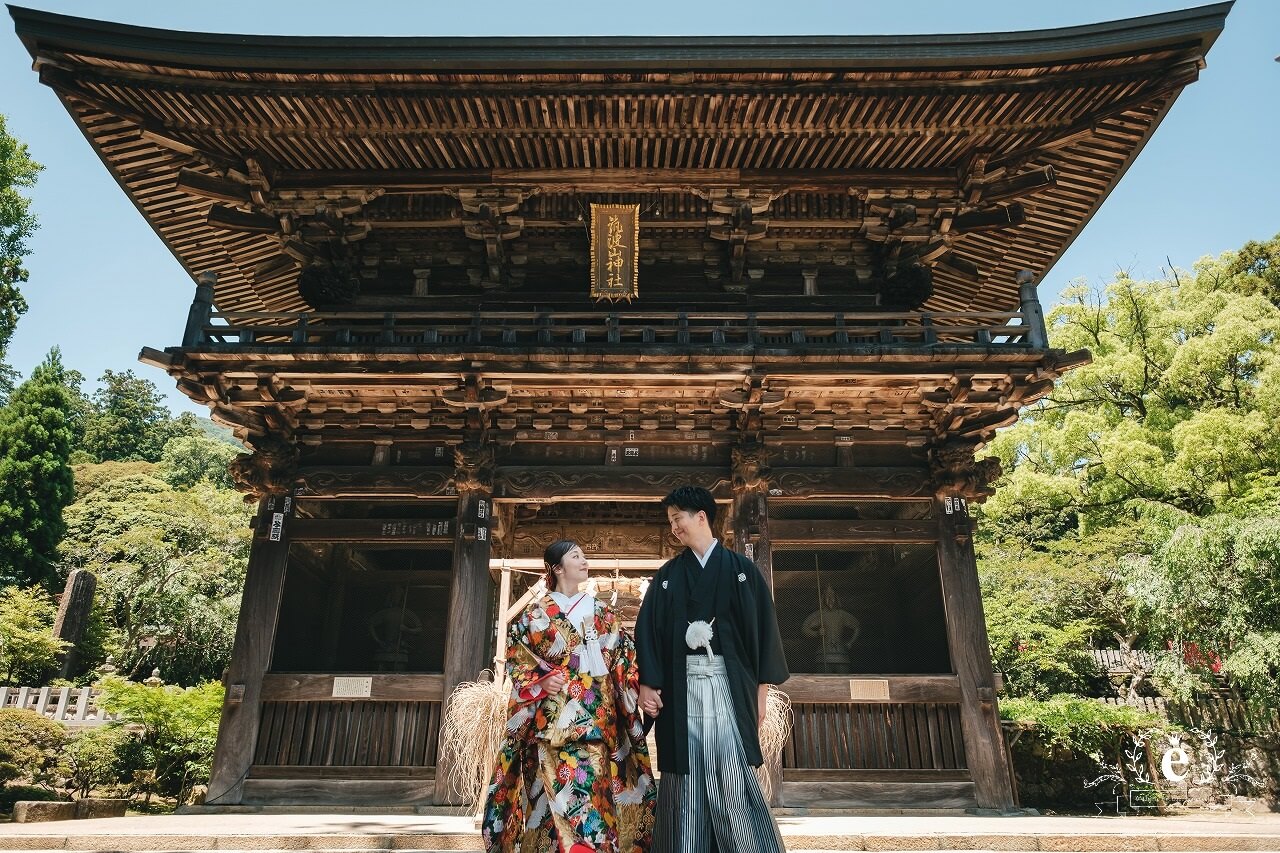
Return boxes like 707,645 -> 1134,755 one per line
332,676 -> 373,698
849,678 -> 891,701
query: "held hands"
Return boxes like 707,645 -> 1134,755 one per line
543,671 -> 567,696
639,684 -> 663,717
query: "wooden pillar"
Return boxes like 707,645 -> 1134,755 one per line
182,271 -> 216,347
52,568 -> 96,680
731,439 -> 773,588
435,438 -> 495,804
730,438 -> 781,804
732,489 -> 772,589
1016,269 -> 1048,349
935,493 -> 1017,811
206,493 -> 293,805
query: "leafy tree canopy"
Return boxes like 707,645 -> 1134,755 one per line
983,234 -> 1280,536
977,234 -> 1280,706
0,114 -> 42,364
59,462 -> 252,684
158,432 -> 239,490
0,585 -> 67,685
0,349 -> 78,588
1125,514 -> 1280,704
80,370 -> 199,463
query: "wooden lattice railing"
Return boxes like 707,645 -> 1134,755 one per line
785,701 -> 967,770
250,673 -> 445,770
779,675 -> 969,772
189,308 -> 1042,351
253,699 -> 442,768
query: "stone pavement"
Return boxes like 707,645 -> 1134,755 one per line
1,809 -> 1278,851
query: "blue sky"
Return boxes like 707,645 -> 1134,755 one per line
3,0 -> 1278,414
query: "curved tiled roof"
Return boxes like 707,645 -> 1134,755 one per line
11,4 -> 1229,314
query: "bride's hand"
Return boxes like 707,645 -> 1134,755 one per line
543,672 -> 567,695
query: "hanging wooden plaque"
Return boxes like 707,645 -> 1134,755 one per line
589,203 -> 640,301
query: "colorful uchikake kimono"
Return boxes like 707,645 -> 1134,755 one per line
482,591 -> 656,852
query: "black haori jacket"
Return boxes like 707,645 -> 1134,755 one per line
635,543 -> 789,773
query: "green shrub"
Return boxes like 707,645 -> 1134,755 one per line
0,708 -> 65,786
60,727 -> 126,799
96,677 -> 222,805
1000,696 -> 1165,809
0,783 -> 63,813
0,586 -> 68,685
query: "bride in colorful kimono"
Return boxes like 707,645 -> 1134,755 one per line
482,539 -> 656,853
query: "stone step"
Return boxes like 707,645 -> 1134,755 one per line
3,836 -> 1280,852
0,845 -> 1274,850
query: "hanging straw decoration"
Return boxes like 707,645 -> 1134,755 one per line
753,686 -> 794,804
438,670 -> 512,814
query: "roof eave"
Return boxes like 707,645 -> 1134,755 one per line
9,2 -> 1231,73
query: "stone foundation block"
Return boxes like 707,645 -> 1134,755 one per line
74,797 -> 129,819
12,800 -> 76,822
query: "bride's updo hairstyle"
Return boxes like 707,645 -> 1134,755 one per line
543,539 -> 577,592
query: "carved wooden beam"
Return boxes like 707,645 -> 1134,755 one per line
731,439 -> 770,496
453,433 -> 496,495
929,438 -> 1001,502
494,466 -> 732,501
769,518 -> 938,544
702,189 -> 779,288
274,168 -> 957,194
767,466 -> 933,500
449,188 -> 533,289
272,517 -> 455,542
228,436 -> 300,503
176,168 -> 252,204
295,466 -> 457,499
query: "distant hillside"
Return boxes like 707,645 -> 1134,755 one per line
197,416 -> 242,448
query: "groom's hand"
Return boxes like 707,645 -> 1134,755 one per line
639,684 -> 663,717
757,684 -> 770,728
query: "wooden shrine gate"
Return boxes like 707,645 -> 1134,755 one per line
14,2 -> 1226,811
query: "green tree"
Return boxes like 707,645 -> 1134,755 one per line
1124,514 -> 1280,705
59,727 -> 124,799
983,237 -> 1280,532
60,463 -> 252,684
0,585 -> 68,685
0,114 -> 42,365
0,362 -> 17,406
97,676 -> 223,804
0,708 -> 65,787
0,349 -> 77,588
976,234 -> 1280,705
158,432 -> 239,490
80,370 -> 198,463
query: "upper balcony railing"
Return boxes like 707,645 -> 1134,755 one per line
180,272 -> 1050,353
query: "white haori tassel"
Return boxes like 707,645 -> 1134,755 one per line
553,591 -> 609,677
685,618 -> 716,660
579,621 -> 609,677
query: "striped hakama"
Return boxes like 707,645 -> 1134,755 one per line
651,656 -> 785,853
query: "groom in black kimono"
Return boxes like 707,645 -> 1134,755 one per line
636,485 -> 789,853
